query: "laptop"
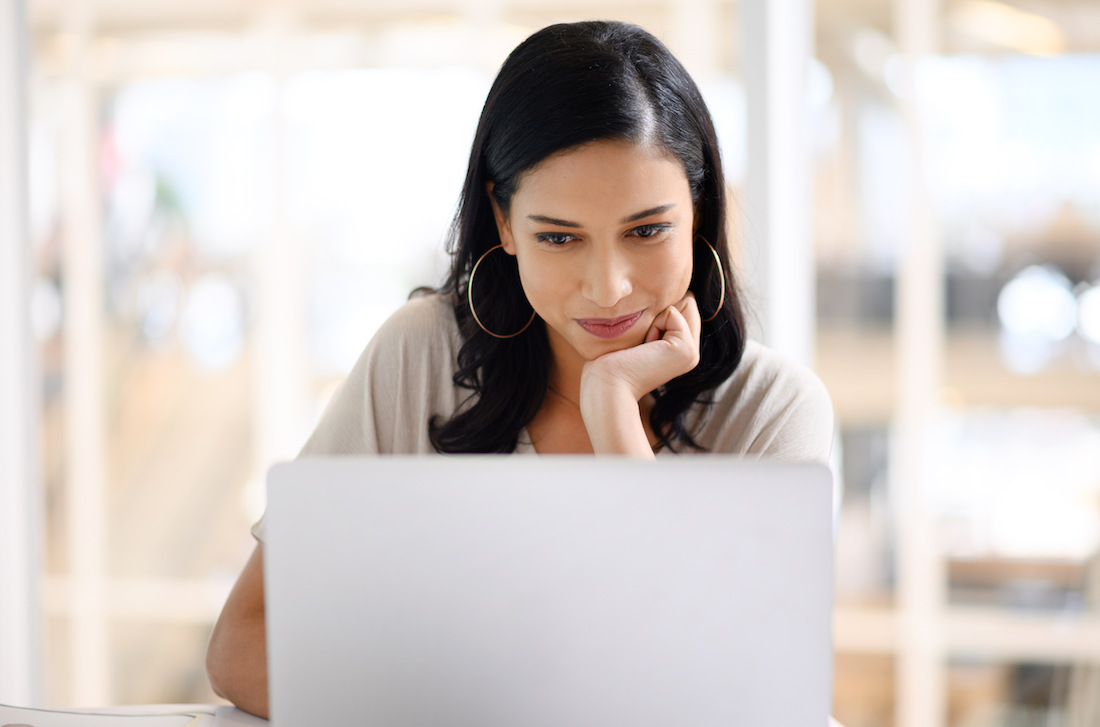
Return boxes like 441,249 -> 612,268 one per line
264,456 -> 834,727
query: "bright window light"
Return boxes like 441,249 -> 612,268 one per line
997,265 -> 1077,340
1079,284 -> 1100,345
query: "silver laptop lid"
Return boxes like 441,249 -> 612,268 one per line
265,456 -> 833,727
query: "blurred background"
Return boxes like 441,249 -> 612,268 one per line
2,1 -> 1099,726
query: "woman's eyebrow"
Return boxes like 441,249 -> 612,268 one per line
527,214 -> 580,227
527,204 -> 677,228
622,204 -> 676,223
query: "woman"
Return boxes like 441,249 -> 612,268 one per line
206,20 -> 833,718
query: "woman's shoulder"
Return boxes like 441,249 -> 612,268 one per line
341,291 -> 463,393
378,291 -> 459,336
733,341 -> 831,405
693,340 -> 834,461
363,291 -> 462,357
297,291 -> 463,458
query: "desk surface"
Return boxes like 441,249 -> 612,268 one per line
0,703 -> 268,727
3,702 -> 842,727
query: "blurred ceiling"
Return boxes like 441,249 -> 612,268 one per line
25,0 -> 1100,81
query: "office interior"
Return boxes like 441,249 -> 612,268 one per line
0,1 -> 1098,726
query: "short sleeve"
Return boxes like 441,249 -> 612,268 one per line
693,341 -> 835,462
250,294 -> 466,541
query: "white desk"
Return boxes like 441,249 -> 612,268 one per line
0,703 -> 268,726
2,703 -> 842,726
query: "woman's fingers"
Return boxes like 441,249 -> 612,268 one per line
644,308 -> 669,343
645,292 -> 698,345
659,304 -> 701,370
675,291 -> 702,343
661,293 -> 701,351
584,291 -> 704,402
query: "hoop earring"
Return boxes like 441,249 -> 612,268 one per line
467,244 -> 536,339
698,236 -> 726,323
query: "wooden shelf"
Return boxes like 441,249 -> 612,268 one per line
835,603 -> 1100,663
817,327 -> 1100,425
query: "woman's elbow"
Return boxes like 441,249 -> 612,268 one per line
205,630 -> 232,701
204,618 -> 270,718
205,545 -> 270,716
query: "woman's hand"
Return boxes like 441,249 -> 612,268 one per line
582,292 -> 702,401
577,293 -> 702,457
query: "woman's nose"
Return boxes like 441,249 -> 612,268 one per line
581,244 -> 633,309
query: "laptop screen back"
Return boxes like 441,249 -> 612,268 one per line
264,456 -> 833,727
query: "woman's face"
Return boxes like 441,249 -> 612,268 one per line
490,139 -> 696,369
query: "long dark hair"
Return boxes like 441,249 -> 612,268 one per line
430,20 -> 746,453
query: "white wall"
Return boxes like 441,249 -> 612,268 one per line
0,0 -> 42,706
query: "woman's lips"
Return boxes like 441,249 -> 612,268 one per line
575,311 -> 644,339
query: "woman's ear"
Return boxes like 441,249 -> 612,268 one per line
486,183 -> 517,255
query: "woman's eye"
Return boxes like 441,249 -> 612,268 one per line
632,224 -> 670,239
536,232 -> 575,246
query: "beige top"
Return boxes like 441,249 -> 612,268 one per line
252,293 -> 834,540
